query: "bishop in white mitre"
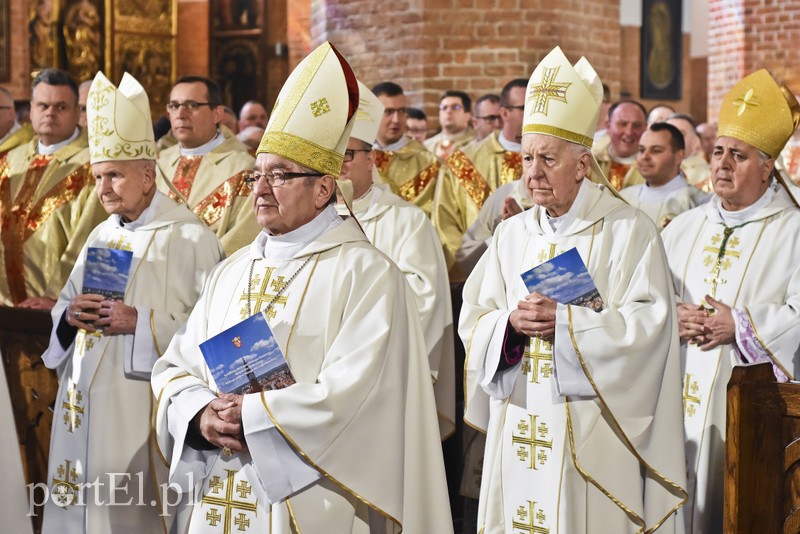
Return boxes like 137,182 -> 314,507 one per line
621,121 -> 707,229
40,72 -> 224,533
338,80 -> 455,439
151,42 -> 453,534
661,69 -> 800,534
460,47 -> 688,534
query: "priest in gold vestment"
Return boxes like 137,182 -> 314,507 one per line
662,69 -> 800,534
152,42 -> 452,533
157,76 -> 259,255
0,68 -> 105,309
460,47 -> 687,534
0,87 -> 34,155
433,79 -> 527,281
370,81 -> 440,217
590,100 -> 647,191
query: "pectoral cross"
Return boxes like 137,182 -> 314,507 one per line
52,460 -> 80,507
683,374 -> 701,418
201,469 -> 258,533
521,338 -> 553,384
512,414 -> 553,470
702,227 -> 741,300
239,267 -> 289,320
513,500 -> 550,533
62,384 -> 84,432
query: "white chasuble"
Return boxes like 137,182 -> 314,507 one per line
461,180 -> 687,534
42,194 -> 223,534
662,184 -> 800,534
153,212 -> 453,534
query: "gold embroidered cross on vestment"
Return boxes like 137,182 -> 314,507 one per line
201,469 -> 258,534
683,374 -> 701,417
528,66 -> 571,116
513,500 -> 550,533
512,414 -> 553,470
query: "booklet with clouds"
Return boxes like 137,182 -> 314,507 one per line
199,311 -> 296,395
521,247 -> 604,312
82,247 -> 134,300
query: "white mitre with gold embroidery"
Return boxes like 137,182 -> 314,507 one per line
523,46 -> 603,149
86,71 -> 156,164
351,80 -> 384,144
257,41 -> 359,176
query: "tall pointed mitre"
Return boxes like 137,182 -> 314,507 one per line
257,42 -> 359,176
350,80 -> 384,144
717,69 -> 800,159
86,71 -> 156,164
522,46 -> 603,148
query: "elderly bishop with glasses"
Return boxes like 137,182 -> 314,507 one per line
152,42 -> 453,533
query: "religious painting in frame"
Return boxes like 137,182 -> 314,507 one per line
640,0 -> 682,100
0,0 -> 8,82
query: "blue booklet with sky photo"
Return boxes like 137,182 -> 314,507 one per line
82,247 -> 134,300
521,247 -> 604,312
199,311 -> 296,395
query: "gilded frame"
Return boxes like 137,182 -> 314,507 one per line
640,0 -> 683,100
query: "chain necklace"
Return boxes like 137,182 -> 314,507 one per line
246,255 -> 314,316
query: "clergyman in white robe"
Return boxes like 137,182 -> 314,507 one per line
620,174 -> 708,229
41,192 -> 223,533
461,179 -> 687,533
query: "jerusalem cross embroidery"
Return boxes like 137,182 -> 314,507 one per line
239,267 -> 289,320
52,459 -> 80,507
683,374 -> 701,418
310,97 -> 331,117
512,414 -> 553,470
201,469 -> 258,532
513,500 -> 550,533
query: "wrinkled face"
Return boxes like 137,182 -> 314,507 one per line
608,102 -> 646,158
376,93 -> 407,145
251,153 -> 333,235
0,91 -> 15,139
405,117 -> 427,142
439,96 -> 470,133
238,101 -> 269,130
339,138 -> 373,200
711,136 -> 773,211
167,82 -> 223,149
93,160 -> 155,222
666,117 -> 700,155
522,133 -> 587,217
637,128 -> 683,186
500,86 -> 526,144
472,99 -> 501,140
30,83 -> 80,145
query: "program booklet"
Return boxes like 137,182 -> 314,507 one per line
82,247 -> 134,300
521,247 -> 604,312
199,311 -> 296,394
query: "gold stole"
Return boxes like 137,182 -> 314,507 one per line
444,150 -> 493,209
170,156 -> 249,226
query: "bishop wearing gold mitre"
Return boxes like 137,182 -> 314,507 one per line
662,69 -> 800,534
152,42 -> 453,533
432,78 -> 527,281
157,76 -> 259,255
0,68 -> 106,309
460,46 -> 687,533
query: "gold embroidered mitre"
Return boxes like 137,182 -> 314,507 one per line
350,80 -> 384,144
523,46 -> 603,149
87,71 -> 156,164
257,42 -> 359,176
717,69 -> 800,159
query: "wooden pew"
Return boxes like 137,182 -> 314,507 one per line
725,362 -> 800,533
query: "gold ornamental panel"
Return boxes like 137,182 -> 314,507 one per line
113,32 -> 174,117
113,0 -> 172,35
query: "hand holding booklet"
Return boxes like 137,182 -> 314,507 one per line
521,247 -> 604,312
199,311 -> 296,395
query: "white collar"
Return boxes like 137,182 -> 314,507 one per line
115,190 -> 164,229
179,131 -> 225,156
639,174 -> 685,203
38,127 -> 80,155
538,179 -> 590,235
498,131 -> 520,153
252,204 -> 342,260
715,183 -> 776,226
374,136 -> 409,151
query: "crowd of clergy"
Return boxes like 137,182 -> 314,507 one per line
0,37 -> 798,534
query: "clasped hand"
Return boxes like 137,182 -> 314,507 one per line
196,393 -> 247,453
66,293 -> 137,335
677,295 -> 735,351
509,292 -> 557,342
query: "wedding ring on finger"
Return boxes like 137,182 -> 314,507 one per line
75,311 -> 81,320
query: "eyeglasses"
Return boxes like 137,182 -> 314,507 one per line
343,148 -> 371,162
244,169 -> 324,188
383,107 -> 408,118
439,103 -> 464,112
503,105 -> 525,111
475,115 -> 501,122
166,101 -> 217,113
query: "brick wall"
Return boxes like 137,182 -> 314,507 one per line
708,0 -> 800,122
